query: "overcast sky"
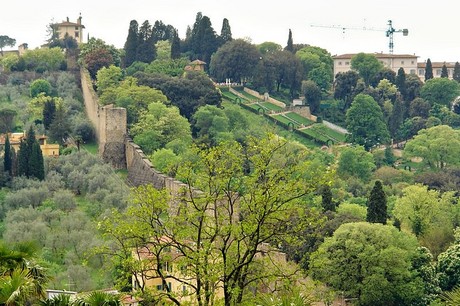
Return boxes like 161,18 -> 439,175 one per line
2,0 -> 460,63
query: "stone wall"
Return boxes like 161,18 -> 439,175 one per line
80,68 -> 127,169
243,87 -> 286,108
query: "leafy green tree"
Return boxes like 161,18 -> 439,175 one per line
437,228 -> 460,291
393,184 -> 455,256
257,41 -> 282,54
310,222 -> 427,306
123,20 -> 139,67
409,97 -> 431,118
420,77 -> 460,107
337,145 -> 376,181
425,58 -> 433,81
0,35 -> 16,56
351,53 -> 384,85
405,74 -> 423,105
99,77 -> 168,125
79,38 -> 121,78
30,79 -> 52,98
453,62 -> 460,82
100,135 -> 328,306
285,29 -> 294,53
0,107 -> 17,133
346,94 -> 390,150
130,102 -> 192,154
273,50 -> 304,96
441,63 -> 449,78
219,18 -> 232,45
370,67 -> 396,88
22,47 -> 65,72
404,125 -> 460,169
209,39 -> 261,83
95,65 -> 123,94
145,57 -> 189,77
366,180 -> 387,224
135,71 -> 221,120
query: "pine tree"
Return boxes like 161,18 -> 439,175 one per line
453,62 -> 460,82
384,145 -> 395,165
366,180 -> 387,224
321,185 -> 335,212
3,134 -> 12,176
425,58 -> 433,81
441,63 -> 449,78
219,18 -> 232,45
124,20 -> 139,67
285,29 -> 294,53
170,30 -> 181,59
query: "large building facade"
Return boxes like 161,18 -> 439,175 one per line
54,15 -> 85,44
332,53 -> 456,82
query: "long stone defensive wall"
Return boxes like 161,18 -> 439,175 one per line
80,69 -> 127,169
80,68 -> 190,190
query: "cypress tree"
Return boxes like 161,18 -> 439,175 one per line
453,62 -> 460,82
321,185 -> 335,212
124,20 -> 139,67
441,63 -> 449,78
425,58 -> 433,81
395,67 -> 407,100
43,99 -> 56,130
29,141 -> 44,181
366,180 -> 387,224
170,30 -> 181,59
3,134 -> 12,176
17,140 -> 28,177
285,29 -> 294,53
136,20 -> 156,63
220,18 -> 232,45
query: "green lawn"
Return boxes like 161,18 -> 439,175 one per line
234,87 -> 261,101
260,102 -> 284,112
81,141 -> 98,154
298,128 -> 330,143
285,112 -> 315,126
272,114 -> 301,129
309,124 -> 347,142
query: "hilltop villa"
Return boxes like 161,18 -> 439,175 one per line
332,52 -> 457,82
53,15 -> 85,44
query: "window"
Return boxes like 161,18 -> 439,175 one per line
338,61 -> 342,66
401,61 -> 405,65
410,69 -> 416,74
436,69 -> 441,75
183,285 -> 187,293
419,69 -> 424,75
411,60 -> 415,64
345,61 -> 350,65
75,26 -> 79,30
75,32 -> 79,38
156,285 -> 163,291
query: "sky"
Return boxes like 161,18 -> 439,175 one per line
2,0 -> 460,63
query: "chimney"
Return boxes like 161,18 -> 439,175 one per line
77,14 -> 82,25
66,17 -> 69,22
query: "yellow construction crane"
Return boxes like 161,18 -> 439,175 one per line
310,20 -> 408,54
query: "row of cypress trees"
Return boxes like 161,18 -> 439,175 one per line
2,126 -> 44,183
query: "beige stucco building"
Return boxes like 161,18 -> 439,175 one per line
333,52 -> 458,82
0,132 -> 59,157
333,53 -> 418,77
54,15 -> 85,44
